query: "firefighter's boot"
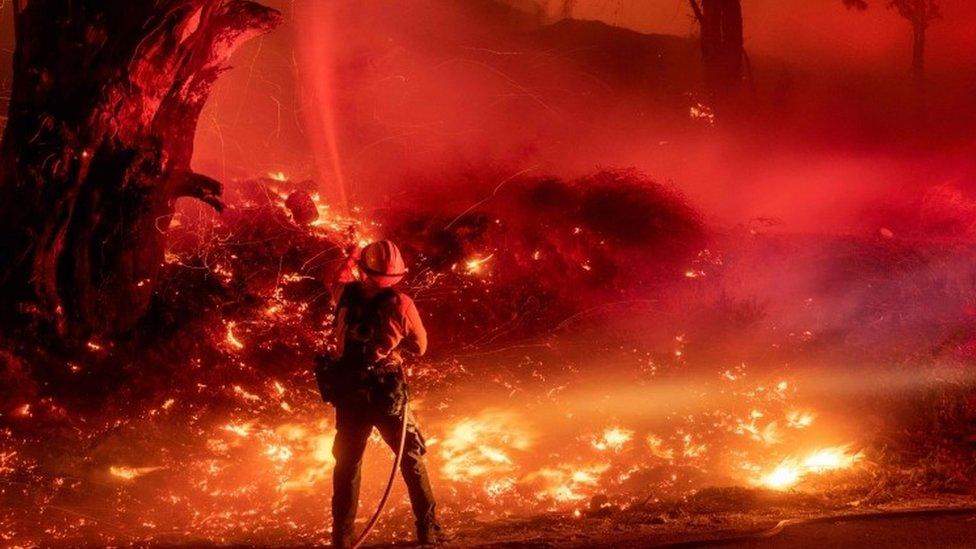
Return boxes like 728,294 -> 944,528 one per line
417,521 -> 453,545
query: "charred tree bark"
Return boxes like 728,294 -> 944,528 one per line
0,1 -> 280,339
691,0 -> 744,98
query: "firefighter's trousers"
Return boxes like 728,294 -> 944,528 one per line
331,397 -> 436,545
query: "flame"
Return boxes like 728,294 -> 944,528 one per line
439,411 -> 532,483
757,445 -> 862,490
760,460 -> 802,490
786,410 -> 816,429
647,435 -> 675,460
681,433 -> 707,458
223,422 -> 253,437
591,427 -> 634,452
5,174 -> 885,545
110,466 -> 163,481
274,422 -> 337,492
526,463 -> 610,502
736,418 -> 782,446
265,444 -> 294,463
232,385 -> 261,402
803,446 -> 863,472
268,171 -> 288,182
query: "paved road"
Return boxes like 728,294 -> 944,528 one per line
723,513 -> 976,549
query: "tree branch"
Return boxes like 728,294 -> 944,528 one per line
169,169 -> 225,211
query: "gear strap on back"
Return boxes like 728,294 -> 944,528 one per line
338,282 -> 400,367
315,282 -> 402,405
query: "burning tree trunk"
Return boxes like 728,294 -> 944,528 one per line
690,0 -> 744,98
0,1 -> 280,339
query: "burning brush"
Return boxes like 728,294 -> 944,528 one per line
0,169 -> 891,546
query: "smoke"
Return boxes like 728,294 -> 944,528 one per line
205,0 -> 976,494
182,0 -> 976,236
258,0 -> 974,237
4,1 -> 976,545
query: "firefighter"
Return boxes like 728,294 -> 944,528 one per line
326,240 -> 448,548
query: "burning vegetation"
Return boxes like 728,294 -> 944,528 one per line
5,166 -> 975,547
1,1 -> 976,547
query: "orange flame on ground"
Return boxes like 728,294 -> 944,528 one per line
439,411 -> 532,482
757,445 -> 863,490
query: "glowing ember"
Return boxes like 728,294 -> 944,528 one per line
689,102 -> 715,125
224,321 -> 245,350
463,254 -> 494,275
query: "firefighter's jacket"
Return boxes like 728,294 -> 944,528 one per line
334,281 -> 427,370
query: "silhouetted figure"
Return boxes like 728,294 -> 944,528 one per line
322,240 -> 448,548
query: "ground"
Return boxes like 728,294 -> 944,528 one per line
444,499 -> 976,547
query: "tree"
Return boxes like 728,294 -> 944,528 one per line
844,0 -> 940,89
0,1 -> 281,339
689,0 -> 744,97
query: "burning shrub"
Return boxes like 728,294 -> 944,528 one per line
6,165 -> 976,547
383,169 -> 706,350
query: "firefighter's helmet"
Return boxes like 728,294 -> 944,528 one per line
358,240 -> 407,287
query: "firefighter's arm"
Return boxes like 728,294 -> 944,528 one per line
401,299 -> 428,356
331,285 -> 350,358
373,298 -> 426,361
333,307 -> 348,358
330,245 -> 360,304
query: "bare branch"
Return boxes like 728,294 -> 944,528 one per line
170,169 -> 225,211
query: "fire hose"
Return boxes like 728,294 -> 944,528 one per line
350,369 -> 409,549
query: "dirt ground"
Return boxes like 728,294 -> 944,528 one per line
441,497 -> 976,548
